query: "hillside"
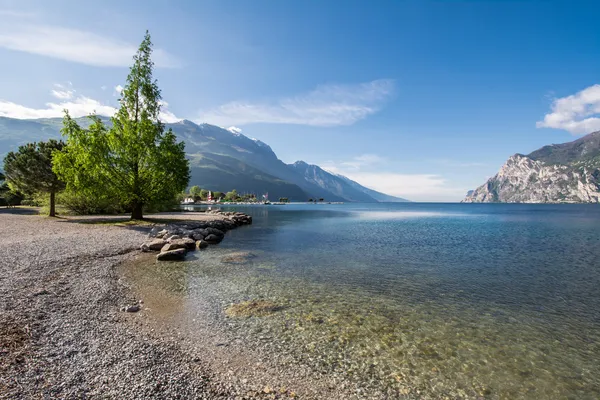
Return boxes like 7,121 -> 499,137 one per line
0,116 -> 406,202
464,131 -> 600,203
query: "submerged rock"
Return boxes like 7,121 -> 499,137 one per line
225,300 -> 282,318
221,252 -> 256,264
156,248 -> 187,261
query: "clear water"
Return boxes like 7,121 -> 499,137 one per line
146,203 -> 600,398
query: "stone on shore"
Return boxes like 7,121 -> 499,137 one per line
161,238 -> 196,252
156,248 -> 187,261
204,234 -> 223,244
140,238 -> 167,252
196,240 -> 208,249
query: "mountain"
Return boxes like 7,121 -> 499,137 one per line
290,161 -> 409,202
464,132 -> 600,203
333,173 -> 409,202
0,116 -> 406,202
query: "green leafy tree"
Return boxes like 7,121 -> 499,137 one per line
3,140 -> 65,216
212,191 -> 223,201
189,185 -> 202,201
225,189 -> 238,201
53,32 -> 190,219
199,189 -> 209,200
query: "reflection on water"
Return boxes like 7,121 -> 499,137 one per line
130,203 -> 600,399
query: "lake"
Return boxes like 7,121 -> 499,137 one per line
131,203 -> 600,399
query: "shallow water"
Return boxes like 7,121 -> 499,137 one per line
136,203 -> 600,398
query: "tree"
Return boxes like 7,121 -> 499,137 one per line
3,140 -> 66,216
53,32 -> 190,219
225,189 -> 238,201
212,191 -> 223,201
199,189 -> 209,200
189,185 -> 202,201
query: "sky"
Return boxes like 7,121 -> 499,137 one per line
1,0 -> 600,201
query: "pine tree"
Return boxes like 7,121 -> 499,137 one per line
54,32 -> 190,219
3,140 -> 65,216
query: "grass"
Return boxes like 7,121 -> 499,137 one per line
74,217 -> 185,226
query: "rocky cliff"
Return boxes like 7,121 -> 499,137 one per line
464,131 -> 600,203
463,155 -> 600,203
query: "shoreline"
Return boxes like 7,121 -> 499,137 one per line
0,211 -> 255,399
0,210 -> 371,399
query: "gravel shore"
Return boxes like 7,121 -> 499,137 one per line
0,210 -> 261,399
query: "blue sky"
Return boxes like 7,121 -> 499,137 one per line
1,0 -> 600,201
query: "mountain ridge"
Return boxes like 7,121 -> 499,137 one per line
0,116 -> 407,202
464,131 -> 600,203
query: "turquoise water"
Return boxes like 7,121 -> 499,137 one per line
173,203 -> 600,398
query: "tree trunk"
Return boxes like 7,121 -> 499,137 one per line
49,191 -> 56,217
131,201 -> 143,220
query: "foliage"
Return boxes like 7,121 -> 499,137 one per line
2,140 -> 65,216
224,189 -> 239,201
57,190 -> 128,215
212,191 -> 223,200
53,32 -> 190,220
189,185 -> 202,199
279,197 -> 289,203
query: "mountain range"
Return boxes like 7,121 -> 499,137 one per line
0,116 -> 408,203
464,131 -> 600,203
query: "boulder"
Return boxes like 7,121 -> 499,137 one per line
192,232 -> 205,241
166,234 -> 182,242
196,240 -> 209,249
206,227 -> 225,237
161,238 -> 196,252
156,248 -> 187,261
204,234 -> 223,244
140,239 -> 167,252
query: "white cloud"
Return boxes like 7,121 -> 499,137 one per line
0,97 -> 117,120
536,84 -> 600,134
100,85 -> 107,91
0,24 -> 181,68
114,85 -> 124,96
0,86 -> 180,123
198,79 -> 394,127
322,155 -> 468,202
227,126 -> 242,134
343,172 -> 467,202
51,83 -> 74,100
332,153 -> 386,170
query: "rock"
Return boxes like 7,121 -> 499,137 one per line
221,252 -> 256,264
141,239 -> 167,252
196,240 -> 208,249
156,229 -> 168,237
192,232 -> 205,241
204,234 -> 223,244
206,227 -> 225,237
124,305 -> 141,312
156,248 -> 187,261
166,235 -> 182,242
161,238 -> 196,252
